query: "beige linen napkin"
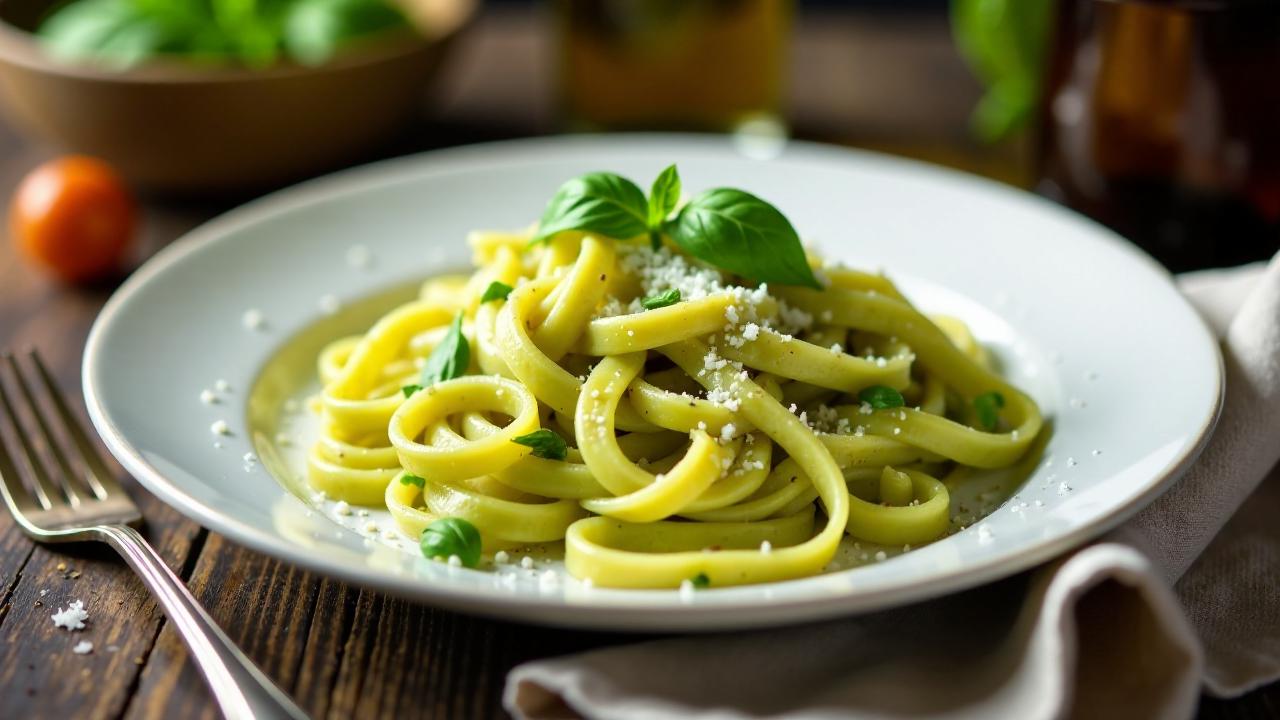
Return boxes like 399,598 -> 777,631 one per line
506,253 -> 1280,720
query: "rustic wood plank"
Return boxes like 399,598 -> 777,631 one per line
322,588 -> 643,720
123,533 -> 325,720
291,578 -> 360,718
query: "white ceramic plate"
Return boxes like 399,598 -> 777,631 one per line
83,135 -> 1222,631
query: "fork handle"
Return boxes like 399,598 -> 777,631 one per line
96,524 -> 310,720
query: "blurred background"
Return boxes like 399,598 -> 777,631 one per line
2,0 -> 1278,289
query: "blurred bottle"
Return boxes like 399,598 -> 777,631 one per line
1038,0 -> 1280,272
556,0 -> 791,133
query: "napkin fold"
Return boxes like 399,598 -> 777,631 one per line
506,253 -> 1280,720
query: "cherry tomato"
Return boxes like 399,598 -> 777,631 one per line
10,156 -> 136,283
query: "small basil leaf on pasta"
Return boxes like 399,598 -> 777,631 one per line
533,172 -> 649,243
665,188 -> 822,289
858,385 -> 905,410
421,313 -> 469,386
399,474 -> 425,488
690,572 -> 711,589
401,384 -> 423,398
512,428 -> 568,460
640,288 -> 681,310
974,391 -> 1006,430
420,517 -> 482,568
480,281 -> 513,303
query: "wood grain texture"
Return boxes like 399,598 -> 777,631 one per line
0,6 -> 1275,720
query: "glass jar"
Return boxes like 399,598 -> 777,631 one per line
1037,0 -> 1280,271
555,0 -> 792,133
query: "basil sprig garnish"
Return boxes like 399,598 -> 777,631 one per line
859,385 -> 905,410
399,474 -> 426,488
420,313 -> 469,387
974,391 -> 1006,431
533,165 -> 822,289
420,517 -> 482,568
512,428 -> 568,460
401,384 -> 423,398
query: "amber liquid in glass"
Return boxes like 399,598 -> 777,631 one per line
1038,0 -> 1280,271
557,0 -> 791,132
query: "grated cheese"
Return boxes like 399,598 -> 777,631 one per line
51,600 -> 88,631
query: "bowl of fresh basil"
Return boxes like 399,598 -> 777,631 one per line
0,0 -> 476,193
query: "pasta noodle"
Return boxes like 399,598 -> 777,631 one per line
308,227 -> 1043,589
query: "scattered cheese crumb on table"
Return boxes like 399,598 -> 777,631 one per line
52,600 -> 88,631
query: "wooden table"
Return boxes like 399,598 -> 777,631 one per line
0,6 -> 1274,718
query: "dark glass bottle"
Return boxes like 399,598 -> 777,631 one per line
1037,0 -> 1280,272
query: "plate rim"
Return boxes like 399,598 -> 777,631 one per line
82,133 -> 1225,630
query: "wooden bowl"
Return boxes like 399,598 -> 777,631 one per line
0,0 -> 476,193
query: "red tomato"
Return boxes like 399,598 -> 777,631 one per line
10,156 -> 136,283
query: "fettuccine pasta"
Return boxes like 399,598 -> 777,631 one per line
308,226 -> 1042,589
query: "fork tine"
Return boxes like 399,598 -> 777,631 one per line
5,353 -> 88,508
0,401 -> 42,519
27,350 -> 117,500
0,358 -> 62,510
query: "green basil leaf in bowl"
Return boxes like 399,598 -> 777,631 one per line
283,0 -> 409,66
36,0 -> 412,68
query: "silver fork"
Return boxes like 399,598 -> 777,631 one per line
0,350 -> 308,720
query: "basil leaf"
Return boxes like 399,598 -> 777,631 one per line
421,313 -> 469,387
420,517 -> 482,568
647,165 -> 681,250
690,572 -> 711,589
284,0 -> 408,66
512,428 -> 568,461
401,384 -> 423,398
399,474 -> 425,488
952,0 -> 1053,141
480,281 -> 513,303
974,391 -> 1006,431
533,172 -> 649,244
641,289 -> 681,310
859,385 -> 905,410
648,164 -> 681,228
92,16 -> 180,67
38,0 -> 408,67
39,0 -> 141,62
666,188 -> 821,289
